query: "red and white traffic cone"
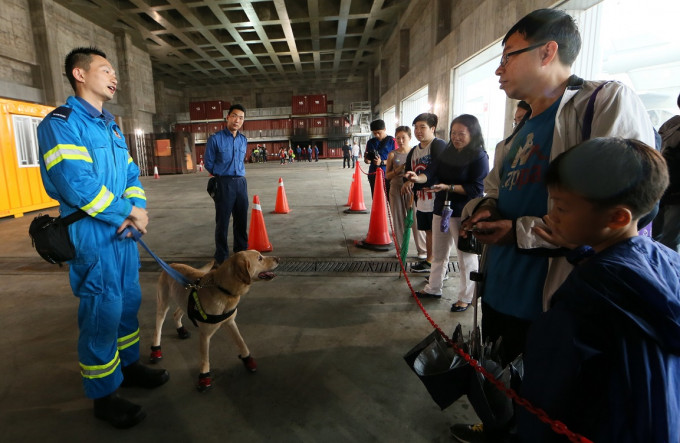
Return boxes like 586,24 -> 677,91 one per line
153,165 -> 159,179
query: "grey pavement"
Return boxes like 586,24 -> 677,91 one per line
0,158 -> 479,442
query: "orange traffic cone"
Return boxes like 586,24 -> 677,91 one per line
153,165 -> 159,179
272,177 -> 290,214
343,162 -> 367,214
355,168 -> 393,251
345,165 -> 355,206
248,195 -> 273,252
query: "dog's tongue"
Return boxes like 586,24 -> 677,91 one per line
258,271 -> 276,280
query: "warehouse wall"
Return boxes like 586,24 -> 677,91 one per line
0,0 -> 155,133
374,0 -> 559,139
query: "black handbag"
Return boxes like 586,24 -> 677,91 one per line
29,210 -> 87,265
207,176 -> 217,199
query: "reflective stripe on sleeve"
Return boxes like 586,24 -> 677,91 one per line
127,156 -> 133,164
117,328 -> 140,351
43,144 -> 92,171
80,351 -> 121,379
81,185 -> 115,217
122,186 -> 146,201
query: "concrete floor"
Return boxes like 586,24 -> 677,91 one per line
0,158 -> 479,442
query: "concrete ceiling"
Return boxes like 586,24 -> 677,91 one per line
56,0 -> 410,90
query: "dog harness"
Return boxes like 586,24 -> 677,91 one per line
187,284 -> 237,327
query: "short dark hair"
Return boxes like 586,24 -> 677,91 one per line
370,119 -> 386,131
395,125 -> 412,138
65,47 -> 107,92
228,104 -> 246,116
517,100 -> 531,112
546,138 -> 668,218
450,114 -> 485,151
412,113 -> 438,129
503,9 -> 581,66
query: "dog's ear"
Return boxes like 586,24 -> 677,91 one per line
236,255 -> 252,284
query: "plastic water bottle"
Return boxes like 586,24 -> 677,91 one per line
440,201 -> 452,233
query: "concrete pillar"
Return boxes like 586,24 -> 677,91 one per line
28,0 -> 65,106
113,30 -> 137,134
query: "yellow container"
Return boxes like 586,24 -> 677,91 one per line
0,98 -> 57,218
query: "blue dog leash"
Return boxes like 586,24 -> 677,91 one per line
118,226 -> 192,287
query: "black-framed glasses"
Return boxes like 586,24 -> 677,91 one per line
499,42 -> 548,67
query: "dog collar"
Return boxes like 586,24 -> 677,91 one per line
187,288 -> 236,326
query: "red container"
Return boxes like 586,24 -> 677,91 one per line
189,102 -> 206,121
205,100 -> 224,120
191,123 -> 207,133
175,123 -> 190,132
293,118 -> 307,129
309,94 -> 327,114
329,117 -> 343,127
310,117 -> 327,127
292,95 -> 309,115
207,122 -> 223,133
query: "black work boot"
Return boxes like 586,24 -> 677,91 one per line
93,392 -> 146,429
120,360 -> 169,389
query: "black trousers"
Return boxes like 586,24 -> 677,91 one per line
213,176 -> 248,263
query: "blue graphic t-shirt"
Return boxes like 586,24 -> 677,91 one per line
483,98 -> 560,321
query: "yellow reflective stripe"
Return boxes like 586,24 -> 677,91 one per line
43,144 -> 92,171
127,156 -> 133,164
123,186 -> 146,200
81,185 -> 114,217
117,328 -> 140,351
80,351 -> 120,379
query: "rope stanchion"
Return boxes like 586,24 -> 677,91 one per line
383,176 -> 592,443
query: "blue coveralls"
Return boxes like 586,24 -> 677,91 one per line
37,96 -> 147,399
204,128 -> 249,263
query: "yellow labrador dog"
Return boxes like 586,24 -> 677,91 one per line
150,250 -> 279,392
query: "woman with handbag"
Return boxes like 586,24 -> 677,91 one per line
415,114 -> 489,311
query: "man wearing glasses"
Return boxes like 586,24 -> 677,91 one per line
454,8 -> 655,443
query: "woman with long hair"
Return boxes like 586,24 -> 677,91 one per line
385,126 -> 417,257
415,114 -> 489,311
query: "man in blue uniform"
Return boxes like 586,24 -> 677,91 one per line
37,47 -> 169,429
204,104 -> 249,265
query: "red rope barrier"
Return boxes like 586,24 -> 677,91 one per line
378,173 -> 592,443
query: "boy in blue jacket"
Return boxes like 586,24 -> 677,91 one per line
520,138 -> 680,442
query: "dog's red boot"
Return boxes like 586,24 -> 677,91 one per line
149,346 -> 163,363
239,354 -> 257,373
197,372 -> 212,393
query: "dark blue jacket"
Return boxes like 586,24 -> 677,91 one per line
518,236 -> 680,443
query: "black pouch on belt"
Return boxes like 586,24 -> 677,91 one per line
29,210 -> 87,265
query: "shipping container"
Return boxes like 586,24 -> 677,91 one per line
189,102 -> 206,120
292,95 -> 309,115
205,100 -> 224,120
0,98 -> 58,218
155,139 -> 172,157
207,122 -> 223,134
191,123 -> 207,133
175,123 -> 191,132
309,94 -> 327,114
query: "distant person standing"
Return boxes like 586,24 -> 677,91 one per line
307,145 -> 313,162
351,141 -> 361,168
364,119 -> 396,196
342,140 -> 352,168
204,104 -> 249,265
313,144 -> 319,161
296,145 -> 302,162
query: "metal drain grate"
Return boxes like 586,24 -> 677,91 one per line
275,259 -> 459,274
137,258 -> 460,274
